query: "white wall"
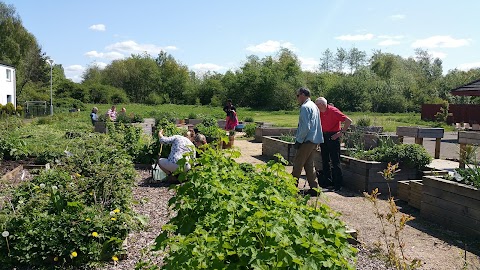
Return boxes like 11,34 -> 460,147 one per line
0,63 -> 16,108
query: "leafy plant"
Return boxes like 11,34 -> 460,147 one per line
356,115 -> 372,127
243,123 -> 257,138
187,112 -> 197,119
244,116 -> 254,122
279,133 -> 295,142
154,147 -> 357,269
364,163 -> 421,270
353,143 -> 432,169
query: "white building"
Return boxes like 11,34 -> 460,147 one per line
0,61 -> 16,108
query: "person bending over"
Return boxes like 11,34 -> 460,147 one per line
157,129 -> 206,175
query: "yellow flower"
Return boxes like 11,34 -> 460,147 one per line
54,256 -> 59,262
71,251 -> 78,258
75,173 -> 81,178
113,208 -> 120,213
111,217 -> 117,221
112,255 -> 119,261
89,191 -> 93,196
91,232 -> 99,237
85,218 -> 91,221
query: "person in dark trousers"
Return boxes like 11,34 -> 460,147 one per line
292,87 -> 323,196
315,97 -> 352,191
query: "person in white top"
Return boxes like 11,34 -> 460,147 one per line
157,129 -> 207,175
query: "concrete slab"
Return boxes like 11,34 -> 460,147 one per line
428,159 -> 459,172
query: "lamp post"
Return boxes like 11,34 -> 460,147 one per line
46,59 -> 54,116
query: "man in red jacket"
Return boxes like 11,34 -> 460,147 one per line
315,97 -> 352,191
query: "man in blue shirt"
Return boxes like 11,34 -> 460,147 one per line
293,87 -> 324,196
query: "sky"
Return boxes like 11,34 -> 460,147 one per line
5,0 -> 480,83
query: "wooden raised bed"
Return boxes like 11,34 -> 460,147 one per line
262,136 -> 321,166
341,155 -> 419,195
421,175 -> 480,238
255,127 -> 297,142
458,131 -> 480,168
408,180 -> 423,209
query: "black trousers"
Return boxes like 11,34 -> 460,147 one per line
320,132 -> 343,189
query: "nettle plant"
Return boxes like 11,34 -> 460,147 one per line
0,132 -> 141,268
152,148 -> 357,269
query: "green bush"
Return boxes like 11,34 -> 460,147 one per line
187,112 -> 197,119
356,115 -> 371,127
243,123 -> 256,137
244,116 -> 254,122
355,143 -> 432,169
154,148 -> 357,269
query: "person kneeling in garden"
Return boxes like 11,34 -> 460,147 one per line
157,129 -> 207,176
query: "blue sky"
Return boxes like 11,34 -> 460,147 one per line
5,0 -> 480,82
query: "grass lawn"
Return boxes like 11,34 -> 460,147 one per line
86,103 -> 454,132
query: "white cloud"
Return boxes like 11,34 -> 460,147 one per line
378,39 -> 401,46
411,35 -> 471,48
89,24 -> 106,31
85,51 -> 124,60
335,33 -> 374,41
64,65 -> 85,83
65,65 -> 85,72
299,57 -> 319,72
105,40 -> 175,55
191,63 -> 226,73
429,51 -> 447,59
246,40 -> 296,53
390,14 -> 405,20
456,61 -> 480,71
378,35 -> 404,39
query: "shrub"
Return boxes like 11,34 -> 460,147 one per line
187,112 -> 197,119
244,116 -> 254,122
355,143 -> 432,169
356,115 -> 371,127
243,123 -> 256,137
154,148 -> 357,269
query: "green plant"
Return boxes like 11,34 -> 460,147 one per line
244,116 -> 254,122
187,112 -> 197,119
434,101 -> 449,123
243,123 -> 256,138
364,163 -> 421,270
279,133 -> 295,142
154,148 -> 357,269
356,115 -> 372,127
454,145 -> 480,188
354,143 -> 432,169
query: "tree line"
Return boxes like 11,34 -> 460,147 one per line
2,1 -> 479,113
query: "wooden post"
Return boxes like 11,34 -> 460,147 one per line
414,137 -> 423,145
434,138 -> 441,159
398,135 -> 404,144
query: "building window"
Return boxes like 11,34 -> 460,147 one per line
6,69 -> 11,82
7,95 -> 12,103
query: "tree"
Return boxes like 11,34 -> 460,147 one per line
347,47 -> 367,74
334,47 -> 348,73
319,48 -> 334,73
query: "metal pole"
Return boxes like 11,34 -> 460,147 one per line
50,63 -> 53,116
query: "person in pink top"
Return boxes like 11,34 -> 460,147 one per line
106,105 -> 117,121
315,97 -> 352,191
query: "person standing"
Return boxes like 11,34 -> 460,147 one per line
106,105 -> 117,121
315,97 -> 352,191
223,99 -> 238,131
292,87 -> 323,196
90,107 -> 98,126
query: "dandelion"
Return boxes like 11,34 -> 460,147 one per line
2,231 -> 9,237
91,232 -> 99,237
112,255 -> 119,261
39,183 -> 46,189
54,256 -> 59,262
71,251 -> 78,258
89,191 -> 94,196
113,208 -> 120,213
75,173 -> 81,178
111,217 -> 117,221
85,218 -> 91,221
110,211 -> 115,216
